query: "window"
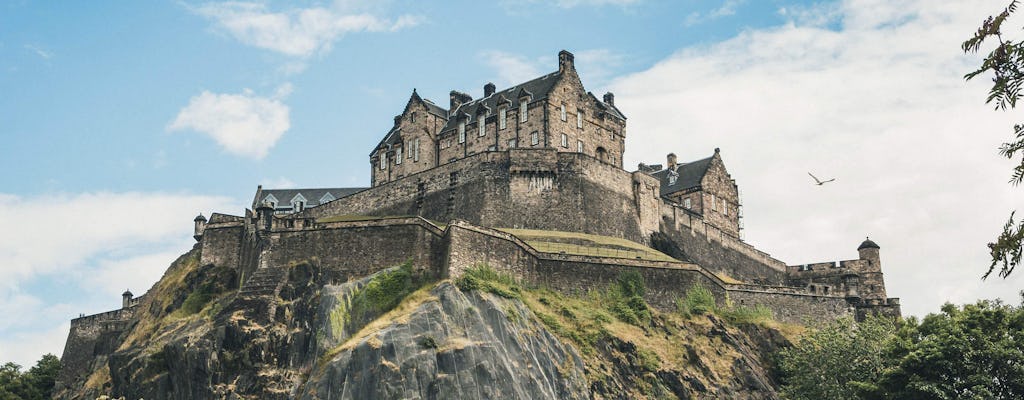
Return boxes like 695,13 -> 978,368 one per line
410,112 -> 417,123
561,133 -> 568,147
684,198 -> 691,209
531,131 -> 539,145
413,138 -> 420,162
508,138 -> 517,148
577,110 -> 583,128
724,203 -> 728,216
560,104 -> 567,121
478,116 -> 485,136
711,194 -> 716,211
519,99 -> 528,122
458,121 -> 466,143
379,152 -> 386,170
395,147 -> 402,164
499,107 -> 507,129
577,140 -> 583,153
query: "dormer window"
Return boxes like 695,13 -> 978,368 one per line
290,193 -> 308,213
560,104 -> 567,121
379,152 -> 387,170
499,107 -> 507,129
577,110 -> 583,128
319,192 -> 335,204
520,99 -> 528,122
458,121 -> 466,143
395,147 -> 403,165
683,198 -> 691,209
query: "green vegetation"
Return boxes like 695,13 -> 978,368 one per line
330,260 -> 419,334
963,2 -> 1024,278
0,353 -> 60,400
454,264 -> 522,299
675,283 -> 774,325
178,283 -> 217,316
777,299 -> 1024,399
498,228 -> 678,262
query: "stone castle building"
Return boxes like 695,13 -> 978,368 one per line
59,50 -> 900,391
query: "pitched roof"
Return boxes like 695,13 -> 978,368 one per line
650,156 -> 714,196
260,188 -> 366,209
410,89 -> 449,119
439,71 -> 563,133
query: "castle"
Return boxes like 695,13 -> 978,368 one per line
58,50 -> 899,388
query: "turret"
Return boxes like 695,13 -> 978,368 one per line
857,237 -> 881,270
122,290 -> 133,309
256,201 -> 274,231
193,214 -> 207,242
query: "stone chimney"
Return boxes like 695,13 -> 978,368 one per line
122,290 -> 133,309
603,92 -> 615,106
558,50 -> 575,73
484,82 -> 496,97
450,90 -> 472,111
667,153 -> 677,170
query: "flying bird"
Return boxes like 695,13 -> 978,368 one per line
808,172 -> 836,186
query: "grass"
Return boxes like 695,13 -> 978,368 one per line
497,228 -> 678,262
675,283 -> 777,326
328,261 -> 418,339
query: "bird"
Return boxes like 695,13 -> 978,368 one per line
808,172 -> 836,186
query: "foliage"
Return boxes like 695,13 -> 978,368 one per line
179,283 -> 216,316
602,271 -> 651,325
339,260 -> 418,329
0,353 -> 61,400
454,264 -> 521,299
776,316 -> 896,400
720,304 -> 774,325
963,0 -> 1024,278
865,300 -> 1024,399
676,283 -> 716,317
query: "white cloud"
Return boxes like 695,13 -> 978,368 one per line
612,0 -> 1024,317
480,50 -> 543,87
23,44 -> 53,59
503,0 -> 641,9
685,0 -> 746,27
191,2 -> 423,58
169,85 -> 291,159
0,191 -> 239,366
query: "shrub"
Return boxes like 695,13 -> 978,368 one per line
721,304 -> 774,325
454,264 -> 521,299
676,283 -> 716,317
604,271 -> 650,325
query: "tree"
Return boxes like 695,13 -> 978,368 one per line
867,300 -> 1024,399
963,0 -> 1024,279
0,354 -> 62,400
776,316 -> 896,400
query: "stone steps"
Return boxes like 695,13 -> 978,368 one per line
239,267 -> 288,296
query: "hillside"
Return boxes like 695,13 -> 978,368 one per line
56,248 -> 794,399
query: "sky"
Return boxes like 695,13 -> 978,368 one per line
1,0 -> 1022,367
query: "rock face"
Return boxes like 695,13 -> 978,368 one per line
57,252 -> 790,399
299,282 -> 589,399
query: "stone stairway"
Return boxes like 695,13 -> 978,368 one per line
238,266 -> 289,297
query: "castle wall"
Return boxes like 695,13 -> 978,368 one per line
658,204 -> 788,285
57,307 -> 137,392
725,288 -> 852,324
263,219 -> 446,283
199,223 -> 243,270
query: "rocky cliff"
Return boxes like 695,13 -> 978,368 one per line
55,248 -> 793,399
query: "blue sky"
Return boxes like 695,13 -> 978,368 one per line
2,0 -> 1023,366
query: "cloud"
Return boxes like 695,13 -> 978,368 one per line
612,0 -> 1024,317
0,191 -> 238,366
480,50 -> 543,87
23,44 -> 53,59
503,0 -> 641,9
191,2 -> 423,58
480,49 -> 625,88
169,85 -> 291,159
684,0 -> 746,27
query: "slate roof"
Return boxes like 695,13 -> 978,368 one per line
650,156 -> 714,196
440,71 -> 562,133
858,238 -> 880,250
261,188 -> 366,209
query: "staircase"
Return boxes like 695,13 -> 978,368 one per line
239,266 -> 289,297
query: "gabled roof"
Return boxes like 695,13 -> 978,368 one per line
261,188 -> 366,209
650,156 -> 714,196
439,71 -> 562,133
409,89 -> 448,119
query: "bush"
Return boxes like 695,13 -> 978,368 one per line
604,271 -> 650,325
676,283 -> 716,317
454,264 -> 521,299
721,304 -> 774,325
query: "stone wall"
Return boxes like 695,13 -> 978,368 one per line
56,307 -> 137,392
658,204 -> 787,285
199,219 -> 243,270
725,288 -> 853,325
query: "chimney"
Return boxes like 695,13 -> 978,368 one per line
667,153 -> 677,170
603,92 -> 615,106
484,82 -> 496,97
558,50 -> 575,73
450,90 -> 472,111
